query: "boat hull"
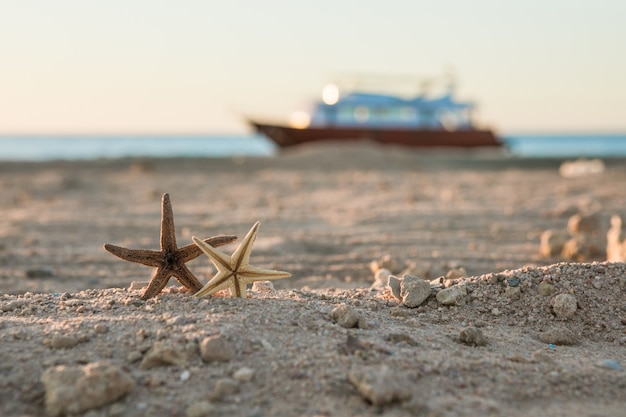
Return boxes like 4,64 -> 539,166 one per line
250,122 -> 501,148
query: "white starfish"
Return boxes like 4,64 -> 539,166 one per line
193,221 -> 291,298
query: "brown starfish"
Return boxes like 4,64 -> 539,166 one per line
104,193 -> 237,300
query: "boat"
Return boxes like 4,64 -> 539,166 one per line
249,75 -> 501,149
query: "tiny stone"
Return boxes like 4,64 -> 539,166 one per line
436,284 -> 467,305
538,282 -> 555,297
459,326 -> 488,346
251,280 -> 275,293
1,300 -> 25,312
128,281 -> 150,291
208,378 -> 240,401
233,367 -> 255,382
445,267 -> 466,279
551,293 -> 577,319
127,351 -> 143,363
180,370 -> 191,381
140,342 -> 187,369
538,327 -> 579,346
347,365 -> 412,406
200,334 -> 235,362
41,362 -> 134,417
375,268 -> 392,284
93,323 -> 108,334
44,335 -> 80,349
400,274 -> 431,308
387,275 -> 402,300
505,286 -> 521,300
507,278 -> 520,287
331,304 -> 360,328
186,401 -> 218,417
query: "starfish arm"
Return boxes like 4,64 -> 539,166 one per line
240,265 -> 292,284
103,244 -> 163,268
233,279 -> 248,298
160,193 -> 178,251
178,235 -> 237,263
141,268 -> 173,300
192,236 -> 234,272
231,221 -> 261,270
194,271 -> 235,297
172,264 -> 203,293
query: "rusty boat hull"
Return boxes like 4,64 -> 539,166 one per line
250,121 -> 502,149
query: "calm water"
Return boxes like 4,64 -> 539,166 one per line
0,134 -> 625,160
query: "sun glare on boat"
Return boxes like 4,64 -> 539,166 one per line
322,83 -> 339,105
289,111 -> 311,129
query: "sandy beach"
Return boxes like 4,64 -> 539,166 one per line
1,143 -> 625,416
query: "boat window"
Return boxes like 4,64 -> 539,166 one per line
354,106 -> 370,122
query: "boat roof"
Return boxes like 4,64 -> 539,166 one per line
328,92 -> 474,110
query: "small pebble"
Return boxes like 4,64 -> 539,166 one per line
331,304 -> 359,328
200,334 -> 235,362
551,293 -> 577,319
233,367 -> 255,382
208,378 -> 240,401
400,274 -> 430,308
251,281 -> 275,293
347,365 -> 412,406
140,342 -> 187,369
507,278 -> 520,287
41,362 -> 134,417
44,335 -> 81,349
538,282 -> 555,297
93,323 -> 108,334
458,326 -> 488,346
436,284 -> 467,305
387,275 -> 402,300
180,370 -> 191,382
186,401 -> 218,417
538,327 -> 579,346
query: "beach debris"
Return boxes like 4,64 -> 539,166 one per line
348,365 -> 412,406
103,193 -> 237,300
607,215 -> 626,262
399,274 -> 431,308
139,341 -> 187,369
331,304 -> 360,328
193,221 -> 291,298
538,327 -> 579,346
458,326 -> 488,346
200,334 -> 235,362
436,283 -> 467,305
559,158 -> 605,178
551,293 -> 578,319
41,362 -> 134,417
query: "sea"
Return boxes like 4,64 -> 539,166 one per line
0,134 -> 625,161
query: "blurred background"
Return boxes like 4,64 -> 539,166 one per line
1,0 -> 625,158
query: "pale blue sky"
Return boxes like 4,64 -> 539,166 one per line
1,0 -> 624,134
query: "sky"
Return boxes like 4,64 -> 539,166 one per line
1,0 -> 624,135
